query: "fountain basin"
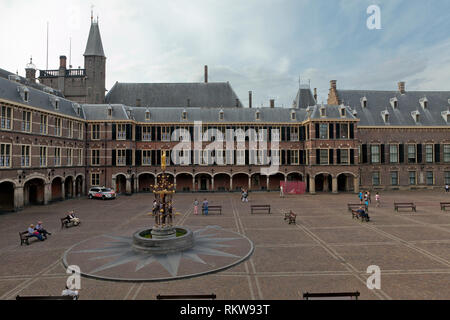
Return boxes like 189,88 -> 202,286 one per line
132,227 -> 194,254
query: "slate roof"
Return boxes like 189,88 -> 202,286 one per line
105,82 -> 244,108
293,85 -> 316,109
338,90 -> 450,126
309,104 -> 357,120
84,22 -> 105,57
0,77 -> 84,119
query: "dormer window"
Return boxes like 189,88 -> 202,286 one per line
49,96 -> 59,110
441,110 -> 450,123
77,107 -> 81,116
381,110 -> 390,123
340,107 -> 346,117
107,106 -> 112,117
145,109 -> 151,121
352,109 -> 357,116
18,86 -> 30,102
320,107 -> 326,117
411,111 -> 420,123
419,97 -> 428,109
290,111 -> 296,121
55,99 -> 59,110
182,110 -> 187,120
390,97 -> 398,109
360,97 -> 368,108
256,110 -> 261,120
219,110 -> 224,120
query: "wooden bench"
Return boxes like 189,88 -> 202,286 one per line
19,231 -> 34,246
351,210 -> 370,222
394,202 -> 416,212
203,205 -> 222,215
284,212 -> 297,224
348,203 -> 367,212
440,202 -> 450,211
303,291 -> 360,300
251,205 -> 271,214
16,295 -> 78,300
156,294 -> 216,300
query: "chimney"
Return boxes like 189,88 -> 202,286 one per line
204,65 -> 208,83
249,91 -> 252,109
59,56 -> 67,69
330,80 -> 337,90
313,88 -> 317,102
327,80 -> 339,105
398,81 -> 405,94
270,99 -> 275,108
25,58 -> 36,83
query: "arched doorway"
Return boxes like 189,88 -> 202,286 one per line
195,173 -> 212,192
176,173 -> 193,192
75,176 -> 83,197
24,178 -> 45,206
250,173 -> 267,191
65,176 -> 74,199
315,174 -> 332,192
116,174 -> 127,194
214,173 -> 230,192
337,173 -> 355,192
268,173 -> 284,191
232,173 -> 248,191
138,173 -> 154,192
287,172 -> 303,182
0,181 -> 15,212
51,177 -> 63,202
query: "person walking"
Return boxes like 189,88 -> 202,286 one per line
193,199 -> 199,215
367,191 -> 371,204
365,198 -> 370,213
202,198 -> 209,216
359,191 -> 363,204
375,192 -> 380,207
280,185 -> 284,198
446,184 -> 449,193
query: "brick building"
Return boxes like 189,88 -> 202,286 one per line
0,20 -> 449,213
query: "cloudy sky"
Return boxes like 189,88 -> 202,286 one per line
1,0 -> 450,107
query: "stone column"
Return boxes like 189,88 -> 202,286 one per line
266,176 -> 270,191
192,177 -> 195,192
72,180 -> 76,198
61,181 -> 65,200
14,186 -> 24,211
112,177 -> 116,191
354,176 -> 360,194
230,176 -> 233,191
211,176 -> 214,191
309,176 -> 316,194
248,176 -> 252,191
332,176 -> 338,194
44,183 -> 52,204
126,178 -> 132,195
135,178 -> 139,193
174,176 -> 177,190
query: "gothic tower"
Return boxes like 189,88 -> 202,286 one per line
84,19 -> 106,104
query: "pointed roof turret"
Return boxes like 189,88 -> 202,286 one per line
84,21 -> 105,57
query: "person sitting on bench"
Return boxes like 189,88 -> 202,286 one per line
66,211 -> 80,226
27,224 -> 44,241
35,221 -> 51,239
356,207 -> 370,221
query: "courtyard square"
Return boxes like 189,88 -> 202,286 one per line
0,190 -> 449,300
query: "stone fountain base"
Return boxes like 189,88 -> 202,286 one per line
132,226 -> 194,254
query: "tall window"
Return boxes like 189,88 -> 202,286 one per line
55,118 -> 62,136
425,144 -> 434,163
372,172 -> 380,186
340,149 -> 349,164
408,144 -> 416,163
142,150 -> 152,165
0,106 -> 12,130
54,147 -> 61,166
0,143 -> 11,168
117,124 -> 127,140
77,149 -> 83,166
391,172 -> 398,186
91,173 -> 100,186
78,123 -> 83,140
445,172 -> 450,185
409,171 -> 416,185
40,115 -> 48,134
390,145 -> 398,163
39,146 -> 47,167
22,111 -> 31,132
68,121 -> 73,138
142,126 -> 152,141
91,149 -> 100,166
67,148 -> 73,166
444,145 -> 450,163
426,171 -> 434,185
319,124 -> 328,139
371,145 -> 380,163
21,145 -> 31,167
339,123 -> 349,139
91,124 -> 100,140
161,127 -> 171,141
320,149 -> 329,165
117,149 -> 126,166
290,127 -> 299,141
291,150 -> 299,165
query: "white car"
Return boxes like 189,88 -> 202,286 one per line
88,187 -> 117,200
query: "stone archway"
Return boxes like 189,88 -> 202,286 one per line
195,173 -> 212,192
51,177 -> 63,201
315,173 -> 332,192
0,181 -> 15,212
65,176 -> 74,199
232,173 -> 249,192
214,173 -> 230,192
250,173 -> 267,191
75,176 -> 83,197
116,174 -> 127,194
24,178 -> 45,206
337,173 -> 356,192
268,173 -> 285,191
287,172 -> 303,182
176,173 -> 193,192
138,173 -> 154,193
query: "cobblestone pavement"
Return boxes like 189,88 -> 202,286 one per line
1,190 -> 449,300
